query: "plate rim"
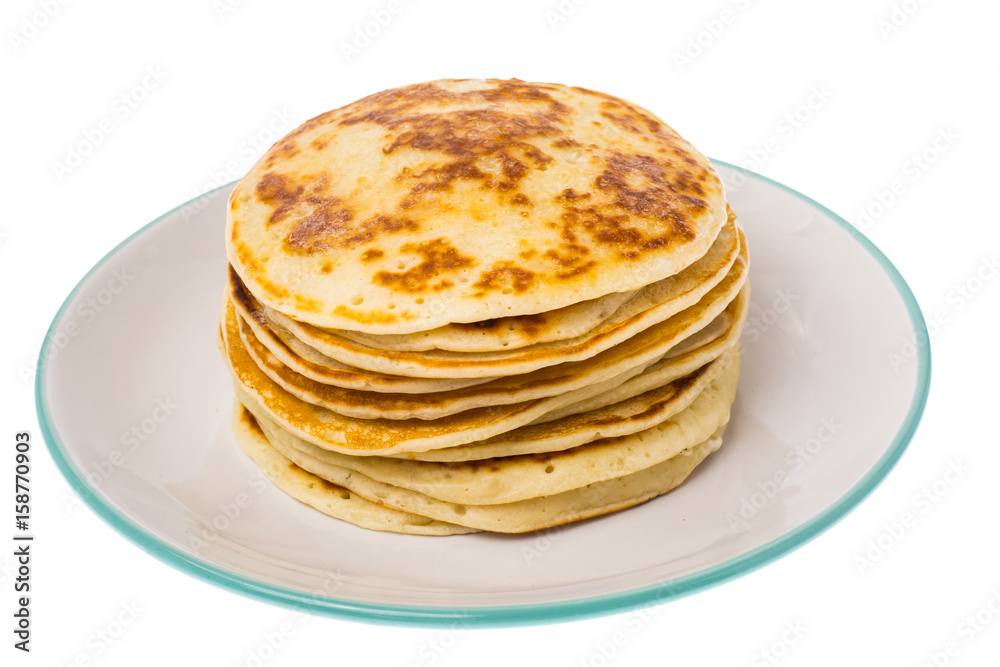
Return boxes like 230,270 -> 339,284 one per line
35,161 -> 932,627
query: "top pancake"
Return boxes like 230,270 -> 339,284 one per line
227,78 -> 727,334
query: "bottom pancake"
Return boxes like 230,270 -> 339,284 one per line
236,345 -> 738,506
231,403 -> 475,536
245,400 -> 727,534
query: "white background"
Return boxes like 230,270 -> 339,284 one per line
2,0 -> 999,665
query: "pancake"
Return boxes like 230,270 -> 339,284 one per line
403,328 -> 746,463
252,221 -> 744,379
325,287 -> 640,353
240,346 -> 738,505
229,288 -> 659,423
233,283 -> 495,393
328,206 -> 739,353
230,279 -> 741,420
222,278 -> 746,453
234,291 -> 653,419
231,402 -> 474,535
253,410 -> 725,534
228,79 -> 728,334
529,293 -> 743,427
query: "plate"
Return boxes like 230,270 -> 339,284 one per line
36,161 -> 930,626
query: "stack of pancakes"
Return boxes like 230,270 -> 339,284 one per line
219,79 -> 749,535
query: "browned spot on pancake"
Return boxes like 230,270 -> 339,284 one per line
286,206 -> 353,252
360,248 -> 384,262
601,110 -> 642,133
497,152 -> 528,187
275,140 -> 299,157
532,205 -> 596,278
514,314 -> 545,336
598,152 -> 706,210
263,140 -> 300,169
582,367 -> 706,428
451,318 -> 502,332
228,265 -> 258,317
337,81 -> 568,208
373,238 -> 475,293
258,173 -> 417,255
473,262 -> 536,296
554,259 -> 597,279
331,304 -> 401,325
578,87 -> 668,135
238,408 -> 265,436
303,473 -> 341,492
287,213 -> 418,255
320,262 -> 333,274
248,307 -> 268,327
552,137 -> 581,148
449,312 -> 546,337
645,117 -> 663,134
292,293 -> 323,310
255,173 -> 305,226
229,240 -> 290,298
514,150 -> 705,260
510,193 -> 532,207
285,109 -> 338,140
518,248 -> 537,260
555,188 -> 591,201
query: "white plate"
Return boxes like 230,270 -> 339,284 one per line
37,162 -> 930,626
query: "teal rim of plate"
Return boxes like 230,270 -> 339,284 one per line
36,161 -> 931,627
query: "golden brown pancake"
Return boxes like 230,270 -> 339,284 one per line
227,79 -> 728,334
238,347 -> 738,505
231,403 -> 474,535
233,226 -> 746,379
